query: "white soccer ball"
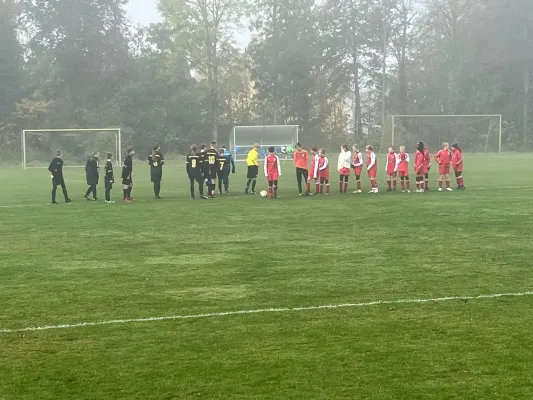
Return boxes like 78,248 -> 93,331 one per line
260,190 -> 268,198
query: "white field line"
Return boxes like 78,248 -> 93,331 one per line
0,186 -> 530,209
1,291 -> 532,334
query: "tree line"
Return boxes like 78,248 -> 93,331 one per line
1,0 -> 532,163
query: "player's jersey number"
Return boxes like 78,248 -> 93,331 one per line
191,159 -> 197,169
209,156 -> 216,165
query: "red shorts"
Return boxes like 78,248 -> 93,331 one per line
386,168 -> 396,176
353,167 -> 363,177
339,168 -> 350,176
414,166 -> 426,176
439,165 -> 451,175
367,167 -> 377,179
398,170 -> 409,178
319,172 -> 329,180
267,173 -> 279,181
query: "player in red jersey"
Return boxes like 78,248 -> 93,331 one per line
318,149 -> 330,195
434,142 -> 453,192
385,147 -> 398,192
366,145 -> 378,193
397,145 -> 411,192
423,145 -> 431,191
414,142 -> 426,192
452,143 -> 465,190
264,147 -> 281,199
337,144 -> 351,194
305,147 -> 319,196
352,144 -> 364,193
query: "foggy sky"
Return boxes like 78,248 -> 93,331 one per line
126,0 -> 161,25
125,0 -> 250,48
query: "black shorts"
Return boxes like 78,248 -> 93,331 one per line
189,174 -> 202,183
122,178 -> 132,186
52,177 -> 65,186
247,166 -> 258,179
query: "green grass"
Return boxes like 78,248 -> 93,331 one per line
1,153 -> 533,400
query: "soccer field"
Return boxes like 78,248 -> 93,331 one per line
1,153 -> 533,400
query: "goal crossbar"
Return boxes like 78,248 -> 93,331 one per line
231,125 -> 299,161
22,128 -> 122,169
390,115 -> 503,153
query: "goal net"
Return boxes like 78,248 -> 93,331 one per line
390,115 -> 503,153
229,125 -> 299,161
22,129 -> 122,169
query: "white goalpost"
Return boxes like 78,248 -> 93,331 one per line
229,125 -> 299,161
22,128 -> 122,169
390,115 -> 503,153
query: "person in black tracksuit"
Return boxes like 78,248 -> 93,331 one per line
48,150 -> 72,204
122,147 -> 135,202
186,144 -> 207,200
84,151 -> 100,201
104,152 -> 115,203
148,145 -> 165,199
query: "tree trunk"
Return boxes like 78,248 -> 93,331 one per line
524,24 -> 529,150
353,61 -> 362,140
398,24 -> 408,115
271,2 -> 279,125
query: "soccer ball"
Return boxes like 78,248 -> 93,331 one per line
260,190 -> 268,198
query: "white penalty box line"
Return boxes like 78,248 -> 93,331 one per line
1,291 -> 532,334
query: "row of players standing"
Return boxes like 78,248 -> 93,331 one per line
291,141 -> 465,195
47,146 -> 165,204
83,146 -> 165,203
185,141 -> 236,199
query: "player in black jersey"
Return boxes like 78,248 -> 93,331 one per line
205,141 -> 219,197
104,152 -> 115,204
186,145 -> 207,199
217,149 -> 231,195
122,147 -> 135,202
48,150 -> 72,204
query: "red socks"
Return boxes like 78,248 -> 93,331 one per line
406,181 -> 410,190
439,180 -> 443,189
446,180 -> 450,189
268,187 -> 273,199
315,182 -> 320,194
357,180 -> 361,190
393,180 -> 397,191
343,182 -> 348,193
306,181 -> 311,193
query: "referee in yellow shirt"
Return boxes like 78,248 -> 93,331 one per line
245,143 -> 260,194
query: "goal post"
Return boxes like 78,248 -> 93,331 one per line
229,125 -> 299,161
390,115 -> 503,153
22,128 -> 122,169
